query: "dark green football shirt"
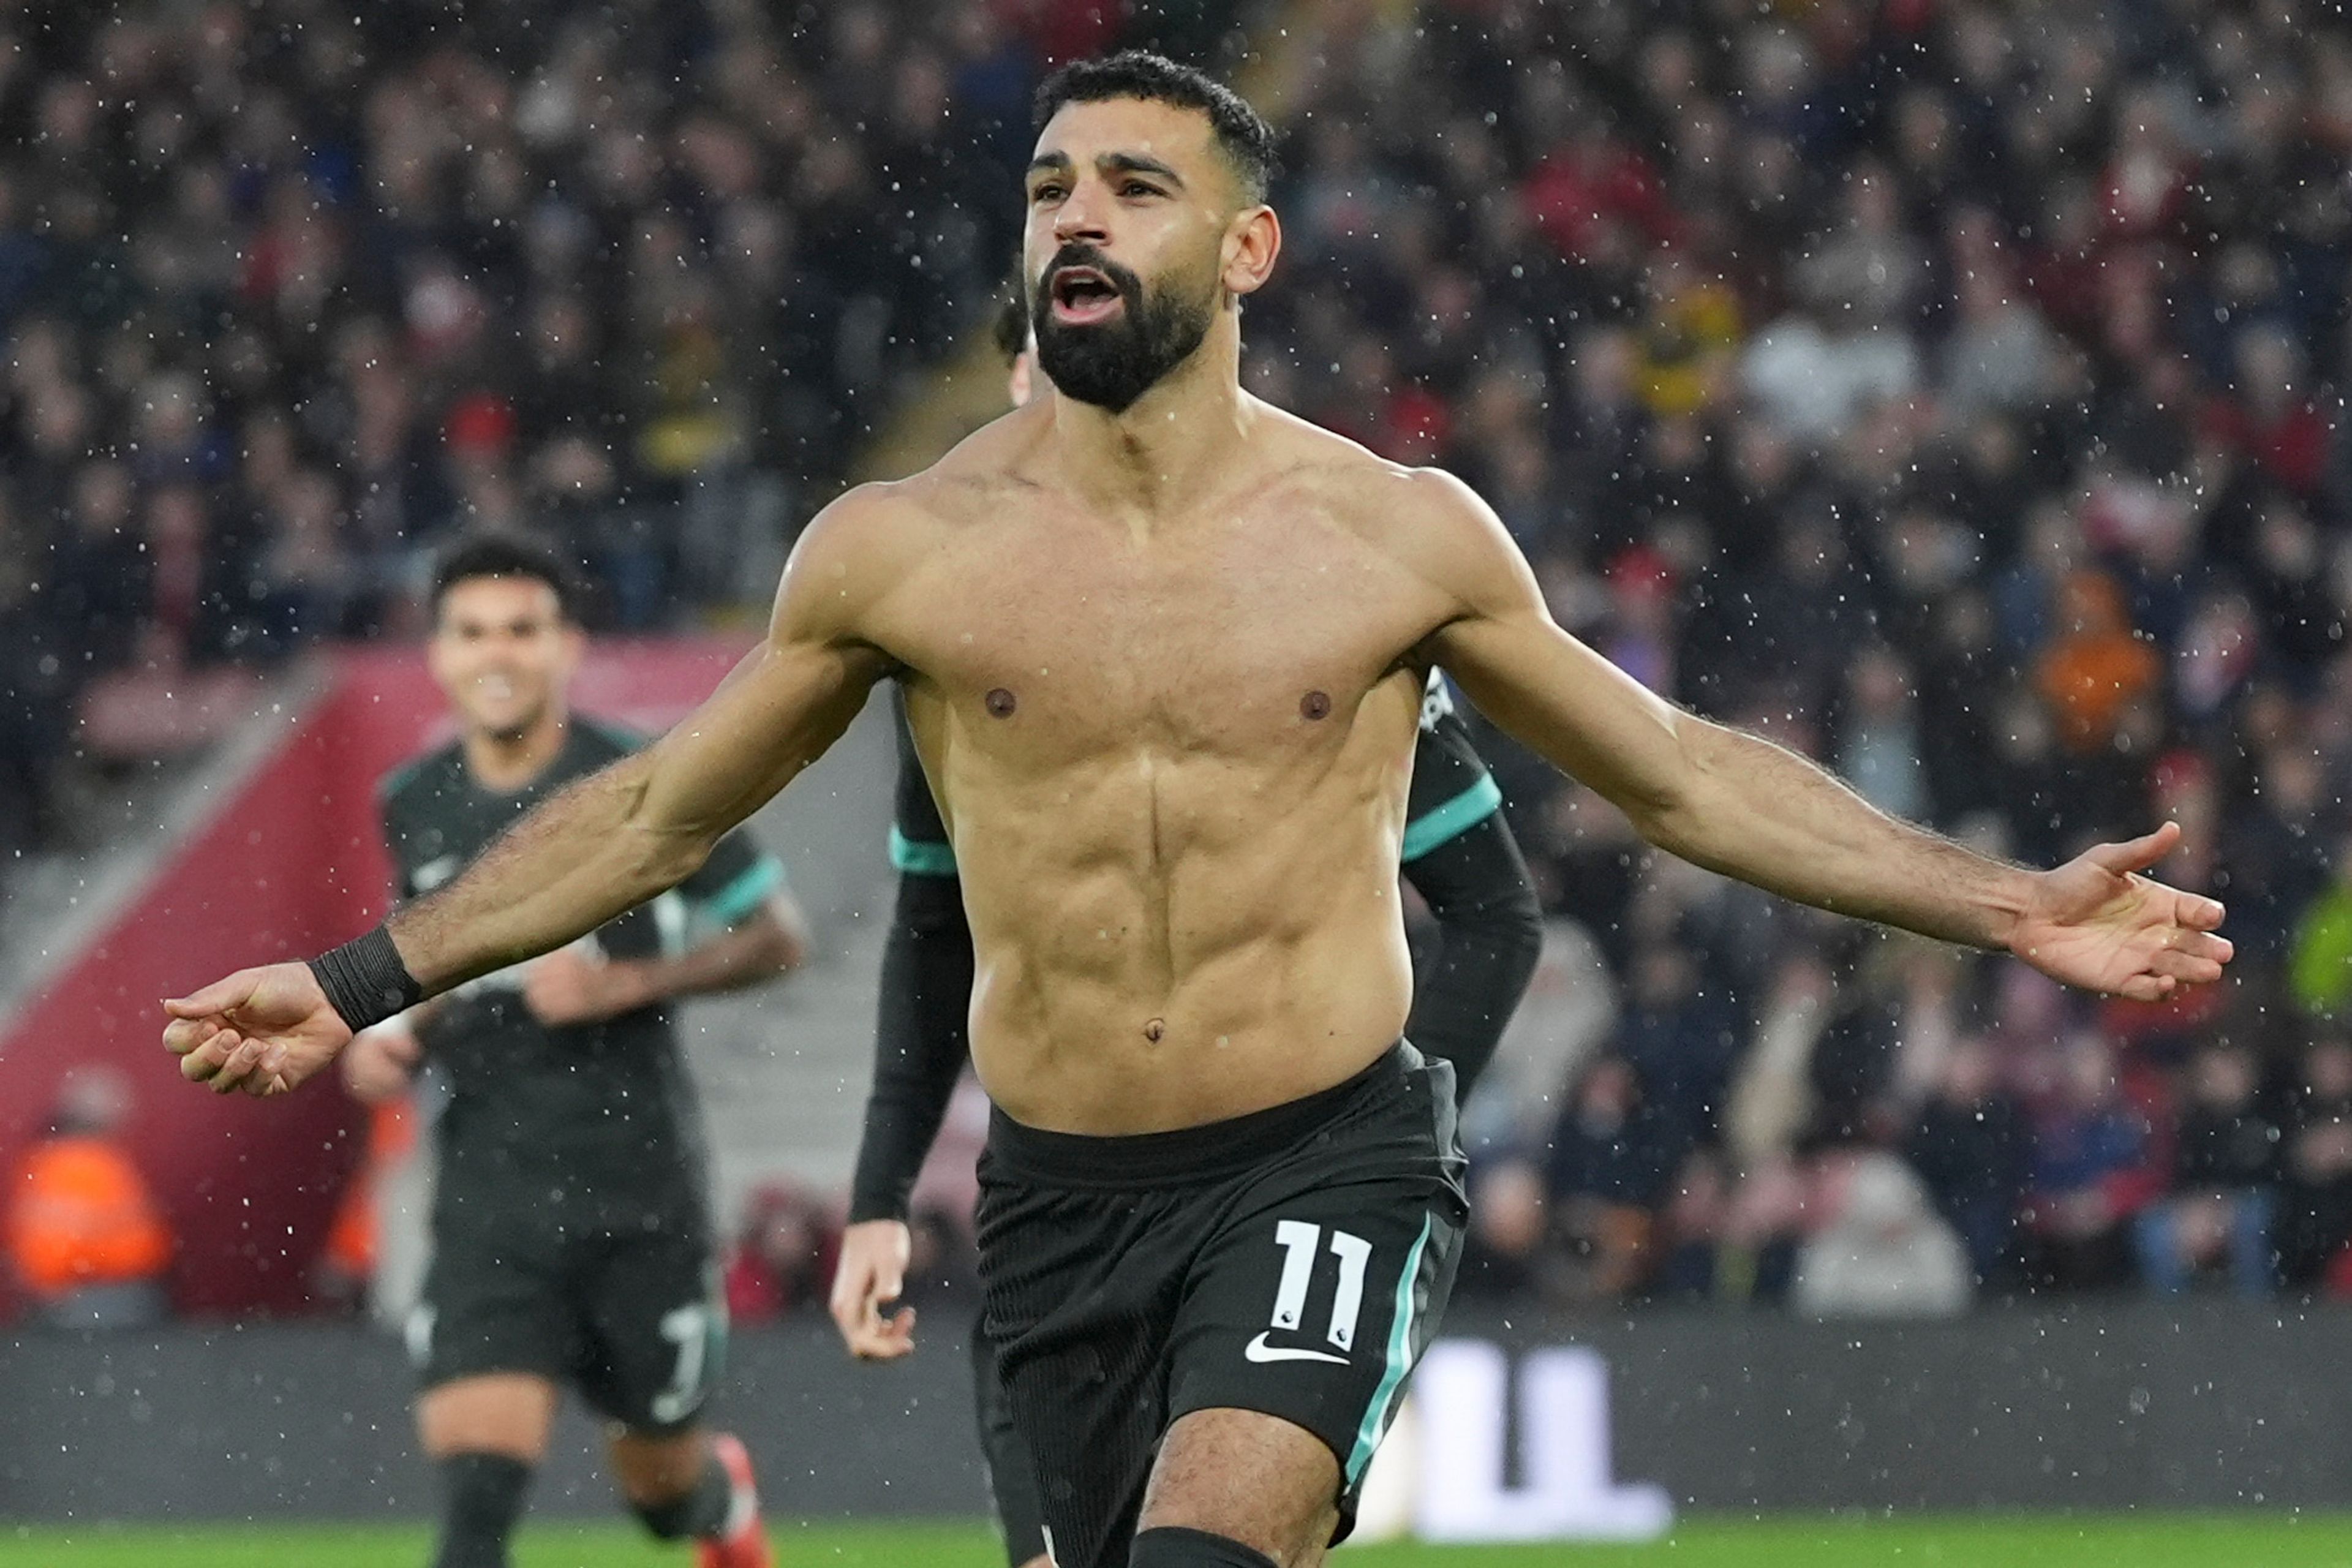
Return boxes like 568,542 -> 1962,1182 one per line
379,719 -> 783,1238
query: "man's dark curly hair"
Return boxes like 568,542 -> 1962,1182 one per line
1032,51 -> 1278,204
432,532 -> 580,622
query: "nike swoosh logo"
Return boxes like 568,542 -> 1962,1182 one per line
1245,1332 -> 1349,1365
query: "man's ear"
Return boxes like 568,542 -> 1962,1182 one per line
1221,203 -> 1281,300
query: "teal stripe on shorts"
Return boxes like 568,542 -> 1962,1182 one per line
1346,1212 -> 1437,1483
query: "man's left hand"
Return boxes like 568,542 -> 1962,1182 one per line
2010,823 -> 2233,1001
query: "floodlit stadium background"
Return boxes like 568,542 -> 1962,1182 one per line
5,0 -> 2352,1560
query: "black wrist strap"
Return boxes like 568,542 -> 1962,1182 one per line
308,924 -> 424,1033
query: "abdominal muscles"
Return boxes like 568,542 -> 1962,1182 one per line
954,742 -> 1416,1134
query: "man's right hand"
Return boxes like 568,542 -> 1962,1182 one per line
162,962 -> 354,1098
829,1218 -> 917,1361
341,1020 -> 423,1104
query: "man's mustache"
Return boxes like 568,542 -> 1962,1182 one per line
1039,244 -> 1144,303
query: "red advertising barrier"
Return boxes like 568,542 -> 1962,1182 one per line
0,638 -> 751,1316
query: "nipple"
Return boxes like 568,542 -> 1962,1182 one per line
1143,1018 -> 1165,1042
1300,690 -> 1331,721
986,687 -> 1017,718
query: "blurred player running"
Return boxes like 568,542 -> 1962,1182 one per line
341,535 -> 805,1568
826,305 -> 1543,1566
170,55 -> 2230,1568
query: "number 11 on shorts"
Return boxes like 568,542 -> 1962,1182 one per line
1270,1219 -> 1371,1352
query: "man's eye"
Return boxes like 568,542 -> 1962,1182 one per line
1122,183 -> 1160,198
1031,184 -> 1065,203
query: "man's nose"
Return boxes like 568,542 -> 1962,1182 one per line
1053,183 -> 1111,246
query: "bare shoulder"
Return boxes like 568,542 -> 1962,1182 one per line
771,476 -> 945,645
772,415 -> 1042,647
1256,407 -> 1529,612
782,480 -> 921,589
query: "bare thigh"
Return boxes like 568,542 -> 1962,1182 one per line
418,1373 -> 561,1463
1136,1406 -> 1340,1568
605,1425 -> 708,1506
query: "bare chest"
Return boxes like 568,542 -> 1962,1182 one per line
878,507 -> 1433,763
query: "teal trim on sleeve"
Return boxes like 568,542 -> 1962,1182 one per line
889,824 -> 960,877
701,857 -> 784,927
375,755 -> 426,805
1399,775 -> 1503,863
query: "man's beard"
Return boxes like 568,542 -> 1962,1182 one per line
1031,246 -> 1215,413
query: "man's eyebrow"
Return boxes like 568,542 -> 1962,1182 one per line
1101,152 -> 1185,186
1022,150 -> 1188,187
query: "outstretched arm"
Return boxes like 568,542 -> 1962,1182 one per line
1408,469 -> 2231,999
165,491 -> 905,1096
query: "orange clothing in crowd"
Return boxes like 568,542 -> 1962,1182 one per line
323,1098 -> 418,1284
2035,570 -> 2159,753
4,1135 -> 173,1299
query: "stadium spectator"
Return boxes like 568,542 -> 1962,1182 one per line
1651,1147 -> 1736,1302
1610,939 -> 1742,1144
1792,1147 -> 1972,1318
1715,1153 -> 1809,1308
1905,1036 -> 2032,1290
1455,1158 -> 1553,1303
2291,837 -> 2352,1020
2022,1035 -> 2161,1291
2133,1041 -> 2281,1295
2215,744 -> 2335,967
2,1068 -> 173,1330
725,1182 -> 843,1325
1543,1054 -> 1691,1303
2277,1033 -> 2352,1291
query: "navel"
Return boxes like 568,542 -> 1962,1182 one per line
986,687 -> 1017,718
1300,690 -> 1331,721
1142,1018 -> 1165,1042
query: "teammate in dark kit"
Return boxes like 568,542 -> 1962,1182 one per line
827,304 -> 1543,1568
341,535 -> 805,1568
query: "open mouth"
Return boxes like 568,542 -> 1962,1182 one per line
1050,266 -> 1125,325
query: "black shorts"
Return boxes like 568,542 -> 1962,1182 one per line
408,1212 -> 726,1436
970,1330 -> 1050,1566
974,1042 -> 1466,1568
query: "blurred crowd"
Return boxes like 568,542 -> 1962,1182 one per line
12,0 -> 2352,1318
1242,0 -> 2352,1312
0,0 -> 1246,873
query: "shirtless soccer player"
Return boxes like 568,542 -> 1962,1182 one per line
165,52 -> 2231,1568
340,536 -> 805,1568
827,298 -> 1544,1568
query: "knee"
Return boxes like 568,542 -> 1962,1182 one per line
608,1427 -> 704,1511
1129,1525 -> 1281,1568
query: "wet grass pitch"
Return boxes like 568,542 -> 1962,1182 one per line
7,1513 -> 2352,1566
